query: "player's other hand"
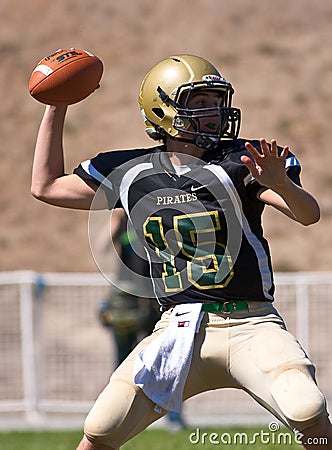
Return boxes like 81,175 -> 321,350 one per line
242,138 -> 289,190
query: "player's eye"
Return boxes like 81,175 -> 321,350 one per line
195,99 -> 205,107
187,94 -> 225,110
188,96 -> 209,109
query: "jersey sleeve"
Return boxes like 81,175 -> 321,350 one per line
73,152 -> 121,209
73,148 -> 154,209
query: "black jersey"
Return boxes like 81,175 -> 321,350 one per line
74,139 -> 301,308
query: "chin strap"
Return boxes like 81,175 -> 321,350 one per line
167,133 -> 219,150
194,135 -> 220,150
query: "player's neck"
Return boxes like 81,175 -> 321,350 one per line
165,139 -> 206,166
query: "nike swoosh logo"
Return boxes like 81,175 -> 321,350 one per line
175,311 -> 190,316
191,184 -> 208,192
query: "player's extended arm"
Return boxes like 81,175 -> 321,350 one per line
242,138 -> 320,226
31,105 -> 104,210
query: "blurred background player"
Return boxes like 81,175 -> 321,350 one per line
98,209 -> 158,364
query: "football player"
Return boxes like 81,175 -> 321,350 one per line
31,55 -> 331,450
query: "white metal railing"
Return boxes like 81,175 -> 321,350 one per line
0,270 -> 331,428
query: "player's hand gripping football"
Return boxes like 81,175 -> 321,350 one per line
241,138 -> 288,190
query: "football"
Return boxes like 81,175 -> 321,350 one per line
29,49 -> 103,105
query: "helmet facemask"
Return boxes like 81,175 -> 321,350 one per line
156,80 -> 241,150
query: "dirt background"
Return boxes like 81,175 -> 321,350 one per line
1,0 -> 332,273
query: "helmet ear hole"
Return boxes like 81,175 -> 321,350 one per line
152,108 -> 165,119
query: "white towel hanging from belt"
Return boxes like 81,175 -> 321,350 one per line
134,303 -> 204,413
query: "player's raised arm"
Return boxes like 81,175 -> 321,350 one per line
242,138 -> 320,226
31,104 -> 102,210
29,49 -> 105,210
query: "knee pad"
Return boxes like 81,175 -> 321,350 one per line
82,380 -> 134,446
271,367 -> 326,428
83,413 -> 114,445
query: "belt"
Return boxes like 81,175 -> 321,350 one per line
201,301 -> 249,314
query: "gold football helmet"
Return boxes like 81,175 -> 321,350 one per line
138,54 -> 241,149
